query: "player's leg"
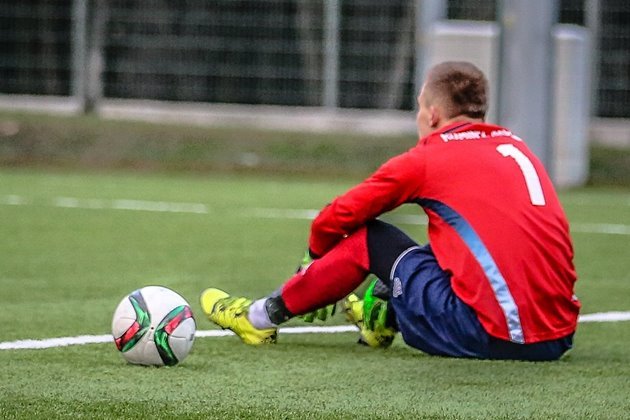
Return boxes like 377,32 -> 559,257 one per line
200,225 -> 372,345
248,226 -> 373,331
263,220 -> 418,326
366,219 -> 420,285
383,235 -> 574,360
386,245 -> 490,357
342,220 -> 420,347
200,220 -> 421,346
199,288 -> 278,345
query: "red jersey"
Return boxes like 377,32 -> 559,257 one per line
309,121 -> 580,343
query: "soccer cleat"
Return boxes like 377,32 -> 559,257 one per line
343,293 -> 396,348
200,288 -> 277,345
300,303 -> 337,323
343,294 -> 364,328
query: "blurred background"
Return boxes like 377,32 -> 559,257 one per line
0,0 -> 628,185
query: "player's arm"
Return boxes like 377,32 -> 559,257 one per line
308,150 -> 424,257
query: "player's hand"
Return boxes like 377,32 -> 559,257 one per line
300,303 -> 337,323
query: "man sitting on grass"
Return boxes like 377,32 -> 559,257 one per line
200,61 -> 580,361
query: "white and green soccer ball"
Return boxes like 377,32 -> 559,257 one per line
112,286 -> 196,366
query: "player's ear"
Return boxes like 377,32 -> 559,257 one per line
429,106 -> 440,128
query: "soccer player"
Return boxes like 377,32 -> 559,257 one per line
200,61 -> 580,361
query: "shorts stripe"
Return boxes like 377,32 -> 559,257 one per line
390,246 -> 423,281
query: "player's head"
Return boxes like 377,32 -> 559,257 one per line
416,61 -> 488,138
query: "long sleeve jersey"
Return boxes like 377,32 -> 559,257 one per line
309,121 -> 580,343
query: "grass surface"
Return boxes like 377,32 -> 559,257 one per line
0,111 -> 411,177
1,169 -> 629,419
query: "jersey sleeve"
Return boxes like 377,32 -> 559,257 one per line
308,149 -> 424,257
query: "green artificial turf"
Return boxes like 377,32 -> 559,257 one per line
0,169 -> 629,419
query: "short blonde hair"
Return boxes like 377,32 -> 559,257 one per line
424,61 -> 488,119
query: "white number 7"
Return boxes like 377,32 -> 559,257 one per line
496,144 -> 546,206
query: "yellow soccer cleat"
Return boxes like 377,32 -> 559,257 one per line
343,293 -> 396,348
343,294 -> 365,328
200,288 -> 277,345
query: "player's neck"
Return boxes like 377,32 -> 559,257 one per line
437,116 -> 484,131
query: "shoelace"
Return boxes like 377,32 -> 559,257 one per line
214,297 -> 250,318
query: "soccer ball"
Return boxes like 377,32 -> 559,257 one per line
112,286 -> 196,366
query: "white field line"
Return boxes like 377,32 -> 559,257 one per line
1,194 -> 27,205
54,197 -> 209,214
1,194 -> 209,214
2,195 -> 630,235
246,207 -> 320,220
570,223 -> 630,236
0,314 -> 629,351
560,196 -> 630,207
577,311 -> 630,323
245,207 -> 427,225
248,207 -> 630,236
0,325 -> 358,350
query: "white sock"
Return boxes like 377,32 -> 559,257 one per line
248,298 -> 277,329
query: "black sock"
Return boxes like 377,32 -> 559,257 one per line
264,295 -> 294,325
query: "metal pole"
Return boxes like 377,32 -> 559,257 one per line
85,0 -> 108,113
84,0 -> 109,113
71,0 -> 88,112
414,0 -> 447,97
585,0 -> 601,118
323,0 -> 340,108
498,0 -> 558,171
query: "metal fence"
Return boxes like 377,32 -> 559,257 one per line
0,0 -> 628,118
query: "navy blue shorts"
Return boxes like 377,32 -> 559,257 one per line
386,244 -> 573,361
